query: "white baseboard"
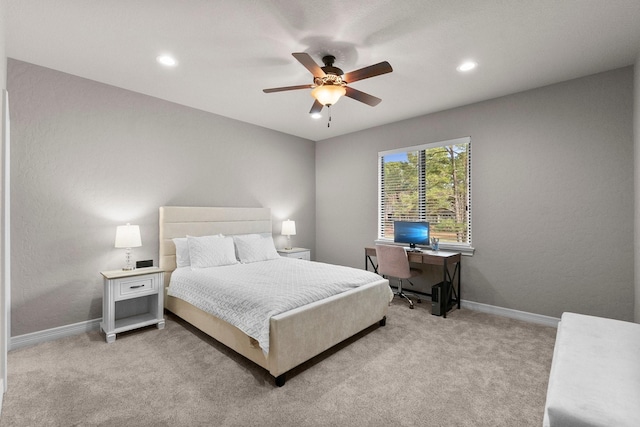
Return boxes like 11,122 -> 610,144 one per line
9,318 -> 102,351
462,300 -> 560,328
7,301 -> 558,351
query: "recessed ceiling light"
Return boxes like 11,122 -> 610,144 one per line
457,61 -> 477,72
310,112 -> 322,119
156,55 -> 177,67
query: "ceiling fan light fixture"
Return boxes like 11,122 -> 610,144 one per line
263,52 -> 393,119
311,84 -> 346,106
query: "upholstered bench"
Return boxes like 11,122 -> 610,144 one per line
543,312 -> 640,427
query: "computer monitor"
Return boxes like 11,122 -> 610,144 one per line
393,221 -> 430,251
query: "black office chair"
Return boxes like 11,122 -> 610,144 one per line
375,244 -> 422,309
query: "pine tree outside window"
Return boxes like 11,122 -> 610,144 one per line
378,137 -> 472,252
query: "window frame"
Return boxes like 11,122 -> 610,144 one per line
377,136 -> 474,255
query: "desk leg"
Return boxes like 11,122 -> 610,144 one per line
365,254 -> 378,274
442,258 -> 461,318
443,259 -> 449,318
457,260 -> 461,310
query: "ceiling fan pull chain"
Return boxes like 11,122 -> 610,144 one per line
328,106 -> 332,128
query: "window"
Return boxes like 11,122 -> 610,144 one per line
378,137 -> 472,250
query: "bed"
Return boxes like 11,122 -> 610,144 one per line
159,206 -> 392,386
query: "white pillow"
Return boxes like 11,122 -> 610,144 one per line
172,237 -> 191,268
173,234 -> 223,268
233,234 -> 280,263
187,235 -> 238,268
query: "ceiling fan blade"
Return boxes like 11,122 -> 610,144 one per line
263,84 -> 313,93
309,100 -> 323,115
344,86 -> 382,106
292,52 -> 326,77
343,61 -> 393,84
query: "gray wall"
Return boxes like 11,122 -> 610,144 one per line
317,67 -> 635,321
8,59 -> 316,336
635,57 -> 640,323
0,0 -> 7,392
6,58 -> 637,335
0,4 -> 5,88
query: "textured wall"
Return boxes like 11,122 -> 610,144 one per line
316,67 -> 634,321
0,0 -> 7,392
8,59 -> 316,336
635,57 -> 640,323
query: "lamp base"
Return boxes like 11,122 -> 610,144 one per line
284,235 -> 293,252
122,248 -> 135,271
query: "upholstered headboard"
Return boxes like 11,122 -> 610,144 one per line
158,206 -> 272,287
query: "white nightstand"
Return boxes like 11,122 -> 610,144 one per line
100,267 -> 165,343
277,248 -> 311,261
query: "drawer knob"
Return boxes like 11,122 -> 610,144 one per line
130,284 -> 145,289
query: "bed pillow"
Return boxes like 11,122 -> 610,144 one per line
173,234 -> 224,268
187,235 -> 238,268
233,233 -> 280,263
172,237 -> 191,268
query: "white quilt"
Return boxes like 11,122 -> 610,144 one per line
167,257 -> 388,354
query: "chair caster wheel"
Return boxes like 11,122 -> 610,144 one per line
409,304 -> 415,309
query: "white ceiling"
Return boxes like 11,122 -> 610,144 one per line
6,1 -> 640,142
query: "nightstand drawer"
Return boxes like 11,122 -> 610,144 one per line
277,248 -> 311,260
285,251 -> 310,260
114,275 -> 158,301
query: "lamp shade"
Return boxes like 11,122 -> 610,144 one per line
281,220 -> 296,237
114,223 -> 142,248
311,84 -> 346,106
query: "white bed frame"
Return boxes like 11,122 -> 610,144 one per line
159,206 -> 390,386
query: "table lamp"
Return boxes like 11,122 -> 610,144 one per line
115,223 -> 142,270
281,219 -> 296,250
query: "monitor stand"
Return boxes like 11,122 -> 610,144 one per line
408,244 -> 422,253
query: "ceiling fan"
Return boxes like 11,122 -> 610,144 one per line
263,53 -> 393,117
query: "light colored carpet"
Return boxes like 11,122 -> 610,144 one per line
0,300 -> 556,426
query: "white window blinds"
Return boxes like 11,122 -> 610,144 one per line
378,137 -> 471,247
